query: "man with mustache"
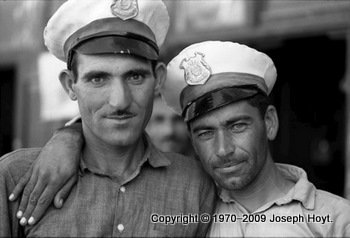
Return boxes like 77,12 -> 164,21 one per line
10,40 -> 350,237
0,0 -> 215,236
162,41 -> 350,237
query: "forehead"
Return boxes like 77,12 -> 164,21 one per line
75,53 -> 152,73
190,100 -> 261,128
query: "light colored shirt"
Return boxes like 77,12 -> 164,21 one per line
0,136 -> 216,237
208,163 -> 350,237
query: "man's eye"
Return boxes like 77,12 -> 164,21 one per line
90,77 -> 105,85
197,131 -> 214,140
231,123 -> 247,132
128,73 -> 144,84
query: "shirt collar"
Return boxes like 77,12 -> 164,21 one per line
79,133 -> 171,176
218,163 -> 316,210
273,163 -> 316,210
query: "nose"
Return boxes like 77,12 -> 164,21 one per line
108,79 -> 132,110
215,130 -> 235,159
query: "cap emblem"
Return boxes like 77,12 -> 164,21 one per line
111,0 -> 139,20
180,52 -> 211,85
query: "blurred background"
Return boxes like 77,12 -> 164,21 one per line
1,0 -> 350,199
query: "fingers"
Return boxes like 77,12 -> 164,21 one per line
16,172 -> 38,221
18,177 -> 44,226
9,166 -> 33,202
21,175 -> 77,226
54,175 -> 77,208
27,185 -> 58,225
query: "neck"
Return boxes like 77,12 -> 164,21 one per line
82,131 -> 146,183
228,153 -> 294,213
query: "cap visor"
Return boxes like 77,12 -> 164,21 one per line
184,85 -> 262,122
75,35 -> 158,60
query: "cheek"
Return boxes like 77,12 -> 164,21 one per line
132,85 -> 154,112
237,129 -> 267,167
193,140 -> 215,168
75,89 -> 105,117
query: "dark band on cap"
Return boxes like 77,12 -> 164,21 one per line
180,73 -> 268,110
64,17 -> 159,69
182,84 -> 266,122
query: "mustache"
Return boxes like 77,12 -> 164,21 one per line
105,110 -> 136,118
213,155 -> 247,169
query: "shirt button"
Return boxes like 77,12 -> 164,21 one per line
120,186 -> 126,193
117,224 -> 124,232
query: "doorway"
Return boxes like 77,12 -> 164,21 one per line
267,35 -> 346,196
0,67 -> 15,156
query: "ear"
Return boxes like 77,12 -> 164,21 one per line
59,69 -> 77,101
264,105 -> 279,141
153,62 -> 167,95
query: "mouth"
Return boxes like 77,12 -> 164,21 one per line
215,160 -> 246,173
216,160 -> 244,168
104,113 -> 136,124
106,114 -> 135,120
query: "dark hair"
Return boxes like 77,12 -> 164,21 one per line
70,53 -> 79,81
70,52 -> 158,82
246,92 -> 271,118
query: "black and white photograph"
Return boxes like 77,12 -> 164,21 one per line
0,0 -> 350,237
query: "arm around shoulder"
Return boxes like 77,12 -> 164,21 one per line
0,159 -> 24,237
9,122 -> 84,226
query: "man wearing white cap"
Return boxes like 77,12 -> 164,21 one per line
7,41 -> 350,236
0,0 -> 215,236
163,41 -> 350,237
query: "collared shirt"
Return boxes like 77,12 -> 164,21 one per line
208,163 -> 350,237
0,136 -> 216,237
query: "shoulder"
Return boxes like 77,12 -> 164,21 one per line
313,189 -> 350,233
160,151 -> 215,190
314,189 -> 350,211
157,150 -> 210,181
160,151 -> 216,204
0,148 -> 41,183
162,151 -> 207,177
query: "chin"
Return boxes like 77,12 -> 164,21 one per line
101,131 -> 141,147
216,176 -> 250,191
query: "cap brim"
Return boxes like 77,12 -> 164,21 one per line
74,35 -> 159,60
183,85 -> 263,122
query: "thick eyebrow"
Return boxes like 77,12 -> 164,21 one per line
223,115 -> 252,127
192,125 -> 215,135
122,68 -> 153,79
191,115 -> 252,134
80,67 -> 153,81
81,71 -> 110,81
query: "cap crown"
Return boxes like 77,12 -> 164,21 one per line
44,0 -> 169,62
162,41 -> 277,115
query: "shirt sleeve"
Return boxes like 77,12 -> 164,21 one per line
333,203 -> 350,237
0,163 -> 22,237
195,173 -> 217,237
